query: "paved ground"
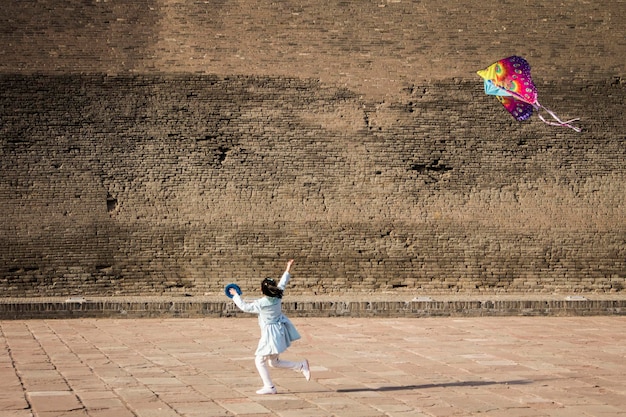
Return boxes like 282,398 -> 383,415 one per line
2,316 -> 626,417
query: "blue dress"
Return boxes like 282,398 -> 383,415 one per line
232,272 -> 301,356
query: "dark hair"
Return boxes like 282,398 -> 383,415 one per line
261,277 -> 283,299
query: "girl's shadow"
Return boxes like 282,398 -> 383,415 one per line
336,379 -> 532,393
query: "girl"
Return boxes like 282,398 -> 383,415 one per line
229,259 -> 310,394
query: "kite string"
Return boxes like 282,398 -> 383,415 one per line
535,102 -> 581,132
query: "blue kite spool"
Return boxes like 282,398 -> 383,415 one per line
224,283 -> 242,298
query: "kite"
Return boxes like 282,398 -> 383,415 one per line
477,56 -> 580,132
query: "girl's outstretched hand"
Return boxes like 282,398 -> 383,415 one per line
286,259 -> 295,272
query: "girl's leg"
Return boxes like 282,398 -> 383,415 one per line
268,355 -> 311,381
254,355 -> 276,394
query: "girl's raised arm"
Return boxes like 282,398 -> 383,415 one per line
278,259 -> 295,290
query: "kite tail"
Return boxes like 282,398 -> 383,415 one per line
536,102 -> 581,132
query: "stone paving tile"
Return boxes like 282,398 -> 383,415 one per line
2,412 -> 35,417
26,391 -> 83,413
2,317 -> 626,416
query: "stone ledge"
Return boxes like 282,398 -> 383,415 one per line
1,295 -> 624,319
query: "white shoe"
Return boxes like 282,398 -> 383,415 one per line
302,360 -> 311,381
256,386 -> 277,395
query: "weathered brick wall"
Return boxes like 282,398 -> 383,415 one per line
0,1 -> 624,297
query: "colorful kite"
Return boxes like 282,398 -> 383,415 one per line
477,56 -> 580,132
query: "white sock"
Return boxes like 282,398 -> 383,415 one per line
255,355 -> 274,388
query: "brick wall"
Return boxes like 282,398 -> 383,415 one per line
0,1 -> 624,297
